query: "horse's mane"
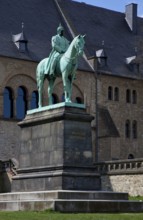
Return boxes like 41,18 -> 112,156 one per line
64,35 -> 81,57
68,35 -> 78,48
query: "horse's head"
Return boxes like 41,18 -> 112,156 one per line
74,35 -> 85,56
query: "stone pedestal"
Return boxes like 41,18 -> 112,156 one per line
12,103 -> 100,192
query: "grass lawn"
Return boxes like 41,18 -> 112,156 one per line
0,212 -> 143,220
129,196 -> 143,201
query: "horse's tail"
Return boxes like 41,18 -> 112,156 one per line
37,58 -> 50,75
36,59 -> 46,89
36,60 -> 43,75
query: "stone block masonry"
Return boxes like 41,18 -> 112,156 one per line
95,159 -> 143,196
12,104 -> 101,192
102,174 -> 143,196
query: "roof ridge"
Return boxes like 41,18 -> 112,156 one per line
54,0 -> 77,38
54,0 -> 94,71
72,0 -> 125,15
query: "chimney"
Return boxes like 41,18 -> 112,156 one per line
125,3 -> 137,34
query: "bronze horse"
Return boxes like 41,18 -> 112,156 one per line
36,35 -> 85,107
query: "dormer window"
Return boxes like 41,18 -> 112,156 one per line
96,48 -> 107,67
12,22 -> 28,53
125,55 -> 139,73
88,41 -> 108,71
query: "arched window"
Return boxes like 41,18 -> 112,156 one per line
125,120 -> 130,138
132,120 -> 137,139
114,87 -> 119,101
3,87 -> 13,118
128,154 -> 134,159
52,93 -> 58,104
126,89 -> 131,103
30,91 -> 38,109
75,97 -> 82,104
132,90 -> 137,104
16,86 -> 27,120
108,86 -> 113,100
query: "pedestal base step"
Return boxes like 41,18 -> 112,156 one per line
0,190 -> 128,201
54,200 -> 143,213
0,190 -> 142,213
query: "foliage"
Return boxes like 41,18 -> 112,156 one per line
129,196 -> 143,201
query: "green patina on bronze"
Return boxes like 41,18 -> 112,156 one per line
27,102 -> 85,115
36,24 -> 85,107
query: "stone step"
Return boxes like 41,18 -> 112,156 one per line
0,190 -> 141,213
56,190 -> 128,200
0,191 -> 57,201
0,200 -> 54,211
0,199 -> 143,212
0,190 -> 128,201
54,200 -> 143,213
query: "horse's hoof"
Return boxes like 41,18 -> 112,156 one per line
65,100 -> 72,103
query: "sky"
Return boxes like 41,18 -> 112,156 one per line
74,0 -> 143,17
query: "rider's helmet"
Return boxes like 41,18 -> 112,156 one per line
57,23 -> 64,35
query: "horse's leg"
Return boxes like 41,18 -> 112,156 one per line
68,71 -> 76,102
38,77 -> 44,108
48,78 -> 55,105
66,78 -> 72,102
67,69 -> 76,102
62,72 -> 69,102
68,80 -> 72,102
62,72 -> 71,102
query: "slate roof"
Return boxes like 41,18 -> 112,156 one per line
0,0 -> 143,78
0,0 -> 71,61
60,0 -> 143,78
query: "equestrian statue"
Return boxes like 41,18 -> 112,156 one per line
36,24 -> 85,107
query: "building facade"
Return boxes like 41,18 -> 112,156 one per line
0,0 -> 143,164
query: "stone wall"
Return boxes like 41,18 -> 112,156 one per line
101,174 -> 143,196
97,74 -> 143,161
0,120 -> 21,161
95,159 -> 143,196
